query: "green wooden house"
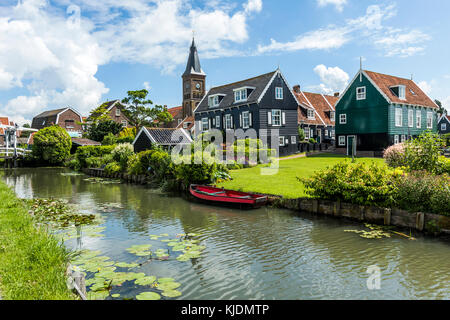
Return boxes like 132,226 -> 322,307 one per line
335,69 -> 439,155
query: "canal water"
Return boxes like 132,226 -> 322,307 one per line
3,168 -> 450,300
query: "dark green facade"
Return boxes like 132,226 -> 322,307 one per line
336,71 -> 438,152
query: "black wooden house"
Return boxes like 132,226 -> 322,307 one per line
194,69 -> 299,156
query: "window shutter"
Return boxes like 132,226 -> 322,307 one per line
282,112 -> 286,125
231,115 -> 234,128
268,112 -> 272,125
249,112 -> 253,127
209,119 -> 212,129
239,114 -> 243,127
212,117 -> 215,126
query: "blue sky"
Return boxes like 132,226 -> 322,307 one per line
0,0 -> 449,125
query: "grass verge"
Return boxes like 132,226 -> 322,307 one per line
218,154 -> 385,199
0,179 -> 75,300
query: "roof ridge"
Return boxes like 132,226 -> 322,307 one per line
210,71 -> 277,91
364,70 -> 414,82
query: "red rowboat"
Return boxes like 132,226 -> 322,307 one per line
189,185 -> 268,209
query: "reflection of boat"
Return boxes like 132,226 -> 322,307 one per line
190,185 -> 268,209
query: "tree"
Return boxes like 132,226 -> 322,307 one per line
121,89 -> 173,131
87,120 -> 123,142
20,123 -> 32,138
87,102 -> 113,124
32,125 -> 72,165
298,127 -> 306,141
435,100 -> 447,115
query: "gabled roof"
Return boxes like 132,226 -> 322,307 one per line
183,38 -> 205,77
438,114 -> 450,124
195,70 -> 278,113
134,127 -> 193,146
33,108 -> 67,119
294,91 -> 337,126
337,69 -> 438,109
177,116 -> 195,131
168,106 -> 183,119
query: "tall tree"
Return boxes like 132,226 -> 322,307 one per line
121,89 -> 173,131
435,100 -> 447,115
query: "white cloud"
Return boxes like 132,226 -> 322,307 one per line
257,4 -> 430,58
0,0 -> 262,122
317,0 -> 347,12
257,27 -> 350,54
310,64 -> 349,95
143,82 -> 151,91
244,0 -> 263,14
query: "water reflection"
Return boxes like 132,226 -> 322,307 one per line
2,168 -> 449,300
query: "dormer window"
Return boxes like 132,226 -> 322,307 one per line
234,88 -> 247,103
307,109 -> 315,120
208,94 -> 225,108
390,85 -> 406,100
330,111 -> 335,122
233,87 -> 254,103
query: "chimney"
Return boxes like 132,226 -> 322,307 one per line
293,85 -> 301,93
334,92 -> 340,97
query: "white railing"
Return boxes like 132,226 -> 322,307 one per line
0,147 -> 32,158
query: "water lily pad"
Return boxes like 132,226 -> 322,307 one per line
88,289 -> 110,300
161,290 -> 182,298
157,277 -> 174,284
158,282 -> 181,291
135,276 -> 157,286
111,294 -> 121,298
115,262 -> 139,268
136,292 -> 161,300
126,244 -> 152,256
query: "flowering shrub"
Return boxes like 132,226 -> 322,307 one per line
300,161 -> 400,206
403,131 -> 444,174
104,162 -> 121,175
111,143 -> 134,170
383,143 -> 406,168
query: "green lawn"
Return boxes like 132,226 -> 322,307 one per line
0,179 -> 75,300
217,154 -> 385,199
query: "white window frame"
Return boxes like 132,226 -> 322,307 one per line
427,112 -> 433,129
408,109 -> 414,128
275,87 -> 284,100
331,129 -> 335,138
215,115 -> 221,128
304,128 -> 310,140
416,111 -> 422,128
330,111 -> 335,122
121,120 -> 127,127
242,111 -> 250,129
291,136 -> 297,144
234,89 -> 247,103
398,85 -> 406,100
208,95 -> 223,108
394,135 -> 399,145
442,123 -> 447,131
401,135 -> 406,143
395,108 -> 403,127
339,114 -> 347,124
307,109 -> 315,120
225,114 -> 233,130
325,130 -> 329,137
272,109 -> 282,127
356,87 -> 366,100
116,108 -> 121,117
201,118 -> 209,131
279,136 -> 285,147
338,136 -> 345,146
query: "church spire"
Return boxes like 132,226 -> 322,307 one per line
183,37 -> 205,77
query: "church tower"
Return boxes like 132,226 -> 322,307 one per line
182,38 -> 206,118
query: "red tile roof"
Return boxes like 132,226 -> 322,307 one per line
177,116 -> 195,131
364,70 -> 438,108
168,106 -> 183,119
294,91 -> 336,126
0,117 -> 9,135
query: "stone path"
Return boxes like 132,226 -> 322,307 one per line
279,151 -> 330,161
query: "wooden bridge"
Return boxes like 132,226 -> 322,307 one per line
0,147 -> 32,168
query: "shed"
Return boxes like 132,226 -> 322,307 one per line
133,127 -> 193,153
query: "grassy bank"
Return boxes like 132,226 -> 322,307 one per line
0,179 -> 75,300
217,154 -> 385,199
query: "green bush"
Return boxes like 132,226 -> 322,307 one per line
127,154 -> 144,175
85,157 -> 103,169
404,131 -> 445,174
75,145 -> 115,168
102,133 -> 117,146
32,125 -> 72,165
117,136 -> 135,144
436,156 -> 450,175
394,172 -> 450,215
300,161 -> 400,206
298,127 -> 305,141
111,143 -> 134,171
104,162 -> 122,175
87,120 -> 123,142
309,138 -> 317,144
